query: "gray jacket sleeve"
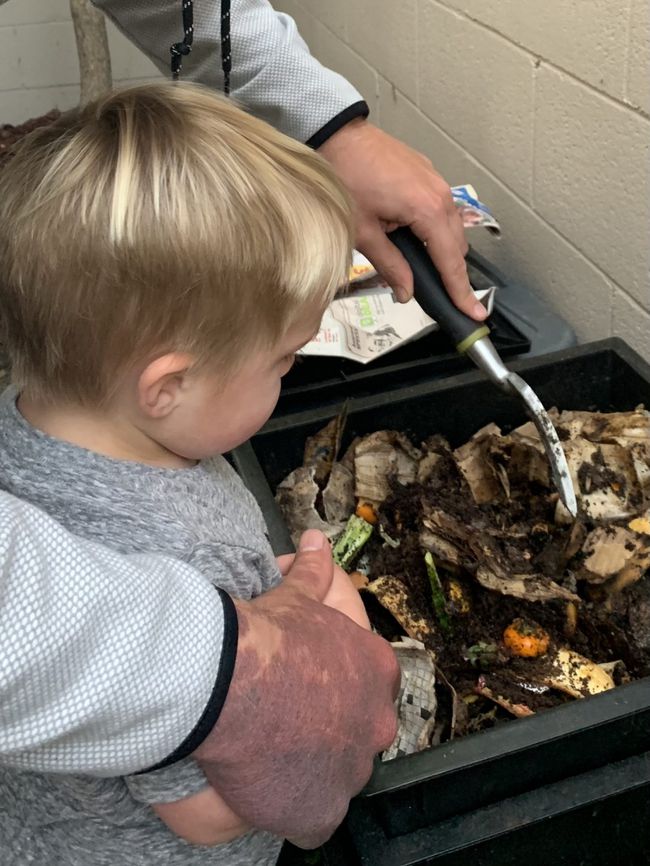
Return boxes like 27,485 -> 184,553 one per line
93,0 -> 369,145
0,490 -> 237,776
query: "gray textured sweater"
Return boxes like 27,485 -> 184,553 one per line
0,389 -> 282,865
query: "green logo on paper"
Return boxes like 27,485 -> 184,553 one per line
358,296 -> 374,327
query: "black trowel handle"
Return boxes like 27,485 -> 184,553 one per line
388,226 -> 489,353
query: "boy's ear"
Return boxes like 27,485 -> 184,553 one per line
137,353 -> 195,419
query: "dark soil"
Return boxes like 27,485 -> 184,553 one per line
359,434 -> 650,736
577,448 -> 626,498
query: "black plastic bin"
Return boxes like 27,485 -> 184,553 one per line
234,339 -> 650,864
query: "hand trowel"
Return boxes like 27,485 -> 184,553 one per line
388,226 -> 577,518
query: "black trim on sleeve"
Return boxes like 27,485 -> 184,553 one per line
141,588 -> 239,772
306,101 -> 370,150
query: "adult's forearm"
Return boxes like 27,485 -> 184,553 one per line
93,0 -> 368,144
0,491 -> 231,776
0,494 -> 399,846
194,531 -> 400,848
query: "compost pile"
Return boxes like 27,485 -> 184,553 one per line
276,407 -> 650,754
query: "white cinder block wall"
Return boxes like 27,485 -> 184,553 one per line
2,1 -> 648,360
0,0 -> 160,122
278,0 -> 650,360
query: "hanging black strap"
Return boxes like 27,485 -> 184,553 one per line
170,0 -> 232,95
170,0 -> 194,80
221,0 -> 232,96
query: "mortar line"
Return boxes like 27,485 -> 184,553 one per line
0,82 -> 74,93
622,0 -> 635,102
530,56 -> 538,210
0,18 -> 72,31
299,1 -> 348,47
0,82 -> 83,97
429,0 -> 650,120
300,5 -> 394,111
415,0 -> 420,108
610,280 -> 650,357
611,282 -> 650,360
301,5 -> 365,62
612,282 -> 650,315
1,70 -> 161,97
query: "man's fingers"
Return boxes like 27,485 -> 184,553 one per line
357,222 -> 413,302
412,213 -> 486,321
364,210 -> 481,318
280,530 -> 334,602
449,207 -> 469,259
319,122 -> 485,317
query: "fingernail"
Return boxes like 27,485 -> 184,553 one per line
299,529 -> 326,551
473,301 -> 487,320
394,287 -> 409,303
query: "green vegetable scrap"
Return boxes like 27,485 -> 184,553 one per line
424,551 -> 451,634
333,514 -> 374,569
464,642 -> 501,669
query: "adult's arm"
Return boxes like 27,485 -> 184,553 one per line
0,494 -> 399,844
93,0 -> 367,146
195,529 -> 400,848
0,488 -> 230,775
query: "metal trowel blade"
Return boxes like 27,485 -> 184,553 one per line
505,372 -> 577,518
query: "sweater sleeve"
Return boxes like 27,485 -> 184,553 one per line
0,490 -> 237,776
92,0 -> 369,145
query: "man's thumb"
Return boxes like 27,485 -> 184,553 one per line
298,529 -> 326,552
283,530 -> 333,602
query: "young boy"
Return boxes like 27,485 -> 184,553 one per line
0,83 -> 369,865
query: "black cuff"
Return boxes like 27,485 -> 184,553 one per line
306,100 -> 370,149
142,588 -> 238,772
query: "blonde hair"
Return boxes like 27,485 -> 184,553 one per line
0,83 -> 352,405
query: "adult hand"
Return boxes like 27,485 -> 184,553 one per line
319,119 -> 486,320
193,529 -> 400,848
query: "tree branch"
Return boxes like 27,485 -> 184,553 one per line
70,0 -> 112,106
